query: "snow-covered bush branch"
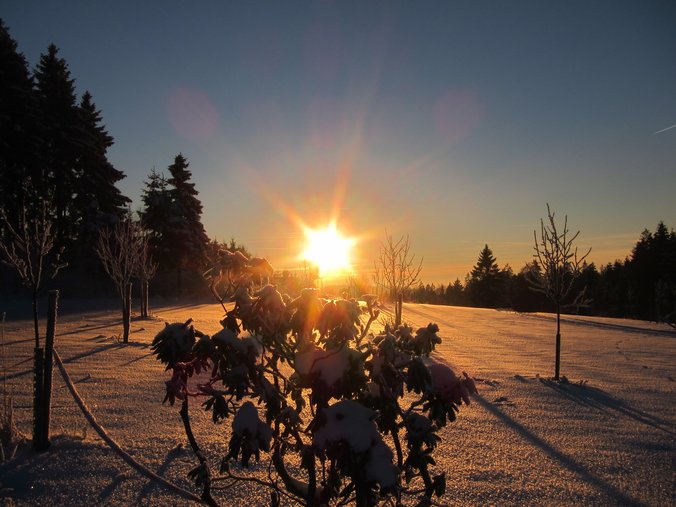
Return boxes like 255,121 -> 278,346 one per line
152,255 -> 476,506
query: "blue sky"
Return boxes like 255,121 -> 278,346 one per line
3,1 -> 675,282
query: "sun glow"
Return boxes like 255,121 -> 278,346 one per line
302,223 -> 355,277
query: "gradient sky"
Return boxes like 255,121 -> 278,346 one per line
4,1 -> 675,284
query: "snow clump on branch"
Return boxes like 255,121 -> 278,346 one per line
313,400 -> 398,490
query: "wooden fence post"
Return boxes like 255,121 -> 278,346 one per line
38,289 -> 59,450
395,293 -> 403,327
141,278 -> 149,318
123,282 -> 132,343
32,347 -> 44,451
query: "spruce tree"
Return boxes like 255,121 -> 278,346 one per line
445,278 -> 465,306
466,244 -> 503,308
71,91 -> 131,283
33,44 -> 82,249
473,245 -> 497,275
75,91 -> 130,237
166,154 -> 209,294
0,19 -> 40,226
140,169 -> 173,272
628,222 -> 676,320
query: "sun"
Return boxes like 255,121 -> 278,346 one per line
302,223 -> 355,277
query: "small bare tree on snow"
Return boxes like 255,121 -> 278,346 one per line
95,217 -> 143,342
528,204 -> 590,380
373,231 -> 423,326
0,204 -> 65,348
136,232 -> 158,318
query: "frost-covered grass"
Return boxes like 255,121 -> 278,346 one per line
0,301 -> 673,506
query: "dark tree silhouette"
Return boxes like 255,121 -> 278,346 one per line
166,154 -> 210,295
466,244 -> 504,308
139,168 -> 173,271
627,222 -> 676,321
0,20 -> 40,229
445,278 -> 466,306
73,91 -> 130,282
33,44 -> 82,249
507,262 -> 549,312
75,92 -> 130,231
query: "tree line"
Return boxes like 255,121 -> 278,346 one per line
0,20 -> 214,299
410,222 -> 676,323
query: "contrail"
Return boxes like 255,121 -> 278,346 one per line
653,124 -> 676,134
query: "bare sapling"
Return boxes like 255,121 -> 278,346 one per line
0,202 -> 65,449
136,231 -> 157,318
373,231 -> 423,327
0,203 -> 66,349
95,216 -> 143,343
153,258 -> 477,506
528,204 -> 591,380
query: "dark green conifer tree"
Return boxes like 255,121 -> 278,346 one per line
72,91 -> 131,285
75,91 -> 130,236
140,169 -> 173,271
445,278 -> 465,306
466,244 -> 503,308
33,44 -> 82,248
627,222 -> 676,320
166,153 -> 209,294
0,19 -> 40,226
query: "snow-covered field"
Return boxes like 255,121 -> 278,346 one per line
1,301 -> 674,506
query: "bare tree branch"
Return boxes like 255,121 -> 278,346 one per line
527,204 -> 591,380
373,231 -> 423,297
373,231 -> 423,326
0,202 -> 66,347
95,217 -> 143,300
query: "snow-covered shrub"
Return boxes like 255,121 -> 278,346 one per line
152,257 -> 477,506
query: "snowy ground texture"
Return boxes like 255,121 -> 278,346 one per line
1,300 -> 674,506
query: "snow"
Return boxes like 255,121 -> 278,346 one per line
232,401 -> 272,453
313,400 -> 397,489
0,299 -> 674,505
232,401 -> 259,435
294,345 -> 361,387
365,439 -> 397,489
425,359 -> 474,404
313,400 -> 376,453
405,413 -> 433,438
212,328 -> 262,358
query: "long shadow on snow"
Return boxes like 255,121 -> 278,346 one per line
540,379 -> 675,435
475,394 -> 645,507
154,301 -> 223,315
0,341 -> 149,382
118,351 -> 155,367
59,320 -> 129,336
136,444 -> 187,503
98,473 -> 130,501
522,313 -> 675,338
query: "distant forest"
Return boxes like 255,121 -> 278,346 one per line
409,223 -> 676,323
1,20 -> 675,324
